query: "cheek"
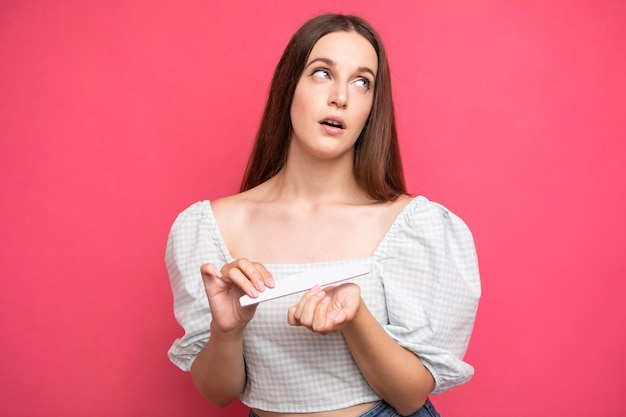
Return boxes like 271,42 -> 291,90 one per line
289,99 -> 303,131
290,87 -> 311,129
355,99 -> 374,126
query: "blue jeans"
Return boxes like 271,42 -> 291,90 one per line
249,398 -> 441,417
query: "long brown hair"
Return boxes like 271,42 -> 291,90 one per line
240,13 -> 406,201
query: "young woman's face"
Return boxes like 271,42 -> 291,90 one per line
289,31 -> 378,161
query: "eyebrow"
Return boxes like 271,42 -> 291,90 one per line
305,57 -> 376,79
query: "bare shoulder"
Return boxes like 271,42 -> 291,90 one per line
210,184 -> 272,230
389,194 -> 413,211
368,194 -> 413,221
211,193 -> 244,216
210,191 -> 255,226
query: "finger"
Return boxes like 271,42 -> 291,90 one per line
312,296 -> 332,331
263,271 -> 275,288
330,289 -> 361,325
295,289 -> 326,325
226,266 -> 260,298
200,263 -> 222,279
200,264 -> 226,296
293,285 -> 323,321
229,259 -> 273,293
253,262 -> 275,289
287,305 -> 298,326
287,291 -> 325,326
220,259 -> 270,297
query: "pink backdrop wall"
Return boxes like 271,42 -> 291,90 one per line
1,1 -> 625,416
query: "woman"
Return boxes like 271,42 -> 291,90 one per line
166,13 -> 480,417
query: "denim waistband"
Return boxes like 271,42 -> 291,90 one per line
358,398 -> 439,417
248,398 -> 439,417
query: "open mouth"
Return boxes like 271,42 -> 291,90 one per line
320,119 -> 344,129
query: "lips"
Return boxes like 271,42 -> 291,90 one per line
319,116 -> 345,130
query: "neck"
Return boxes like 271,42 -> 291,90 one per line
267,151 -> 367,205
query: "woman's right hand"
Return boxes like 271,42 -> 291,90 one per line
200,259 -> 274,333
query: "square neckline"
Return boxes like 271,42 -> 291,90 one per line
203,196 -> 427,268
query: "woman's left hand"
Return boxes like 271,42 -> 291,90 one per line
287,283 -> 361,334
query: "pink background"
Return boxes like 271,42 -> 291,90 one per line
1,1 -> 625,415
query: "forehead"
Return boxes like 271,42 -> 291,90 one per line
308,31 -> 378,72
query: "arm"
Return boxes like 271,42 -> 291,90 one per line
288,285 -> 433,416
287,199 -> 480,411
166,203 -> 274,405
190,260 -> 274,406
341,299 -> 434,416
190,323 -> 246,406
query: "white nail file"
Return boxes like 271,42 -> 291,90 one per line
239,263 -> 370,307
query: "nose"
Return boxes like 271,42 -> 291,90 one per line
329,83 -> 348,108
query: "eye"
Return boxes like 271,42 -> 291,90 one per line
354,78 -> 372,90
311,69 -> 331,79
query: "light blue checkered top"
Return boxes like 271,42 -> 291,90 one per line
166,196 -> 480,413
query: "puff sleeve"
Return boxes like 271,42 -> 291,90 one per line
165,201 -> 229,371
377,197 -> 481,394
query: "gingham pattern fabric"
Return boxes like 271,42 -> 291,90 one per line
166,196 -> 480,412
